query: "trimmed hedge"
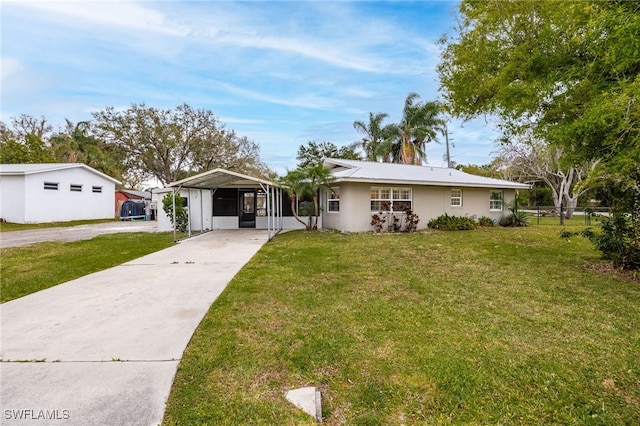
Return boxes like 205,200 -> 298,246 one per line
428,213 -> 477,230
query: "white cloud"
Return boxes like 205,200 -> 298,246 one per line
1,57 -> 23,81
5,0 -> 188,37
218,117 -> 265,125
209,80 -> 337,110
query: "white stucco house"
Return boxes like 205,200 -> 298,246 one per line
156,160 -> 529,236
321,159 -> 530,232
0,163 -> 120,223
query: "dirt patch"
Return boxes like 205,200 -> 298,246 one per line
587,260 -> 640,283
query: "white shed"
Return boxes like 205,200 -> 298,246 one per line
0,163 -> 120,223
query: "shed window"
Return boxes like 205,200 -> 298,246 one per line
490,190 -> 504,211
371,187 -> 412,212
70,184 -> 83,192
451,189 -> 462,207
327,187 -> 340,212
92,186 -> 102,193
44,182 -> 58,190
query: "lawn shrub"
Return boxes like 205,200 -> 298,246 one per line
499,197 -> 529,227
403,209 -> 420,233
371,202 -> 420,233
477,216 -> 494,227
563,213 -> 640,270
162,193 -> 188,232
498,211 -> 529,227
427,213 -> 476,230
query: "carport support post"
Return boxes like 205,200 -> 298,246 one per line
278,187 -> 283,231
261,183 -> 272,241
200,188 -> 204,233
187,189 -> 192,238
172,188 -> 177,242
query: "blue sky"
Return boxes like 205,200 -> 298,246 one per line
1,0 -> 499,174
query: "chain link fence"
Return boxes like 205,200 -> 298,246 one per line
522,206 -> 611,226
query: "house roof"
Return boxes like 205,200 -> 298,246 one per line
166,168 -> 275,189
0,163 -> 121,184
118,189 -> 151,199
323,159 -> 530,190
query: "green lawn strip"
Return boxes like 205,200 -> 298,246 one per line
164,227 -> 640,425
0,232 -> 175,303
0,218 -> 119,232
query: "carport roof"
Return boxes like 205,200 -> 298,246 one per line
166,168 -> 276,189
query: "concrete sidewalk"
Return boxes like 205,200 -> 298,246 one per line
0,230 -> 269,425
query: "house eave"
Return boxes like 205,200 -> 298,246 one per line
331,176 -> 531,190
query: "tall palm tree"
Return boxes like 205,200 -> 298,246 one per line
353,112 -> 391,162
391,93 -> 445,165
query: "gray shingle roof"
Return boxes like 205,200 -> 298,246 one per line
323,159 -> 530,189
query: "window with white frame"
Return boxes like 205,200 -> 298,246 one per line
327,187 -> 340,212
70,184 -> 83,192
92,186 -> 102,193
44,182 -> 58,190
451,189 -> 462,207
490,190 -> 504,211
370,187 -> 412,212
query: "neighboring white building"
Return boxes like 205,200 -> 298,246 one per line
0,163 -> 120,223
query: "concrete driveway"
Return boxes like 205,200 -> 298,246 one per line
0,221 -> 158,249
0,230 -> 269,425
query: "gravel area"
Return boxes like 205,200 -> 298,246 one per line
0,221 -> 158,248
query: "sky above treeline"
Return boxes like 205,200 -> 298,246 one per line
2,0 -> 500,174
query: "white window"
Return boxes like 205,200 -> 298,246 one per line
92,186 -> 102,193
370,187 -> 412,212
451,189 -> 462,207
70,184 -> 82,192
44,182 -> 58,190
327,188 -> 340,212
490,190 -> 504,211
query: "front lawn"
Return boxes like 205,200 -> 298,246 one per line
0,233 -> 176,303
0,218 -> 118,232
164,227 -> 640,425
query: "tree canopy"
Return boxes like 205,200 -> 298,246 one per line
438,0 -> 640,193
296,141 -> 360,168
1,106 -> 271,189
92,103 -> 271,186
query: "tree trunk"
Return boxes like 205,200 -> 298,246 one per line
290,196 -> 310,230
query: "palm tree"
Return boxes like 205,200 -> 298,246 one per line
277,165 -> 335,230
50,120 -> 124,181
391,93 -> 445,165
305,165 -> 335,229
353,112 -> 392,162
278,168 -> 309,229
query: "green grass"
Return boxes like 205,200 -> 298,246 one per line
528,214 -> 603,227
164,227 -> 639,425
0,233 -> 176,303
0,218 -> 118,232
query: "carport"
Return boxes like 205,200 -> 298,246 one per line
166,169 -> 283,241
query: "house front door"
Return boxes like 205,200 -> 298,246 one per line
239,190 -> 256,228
